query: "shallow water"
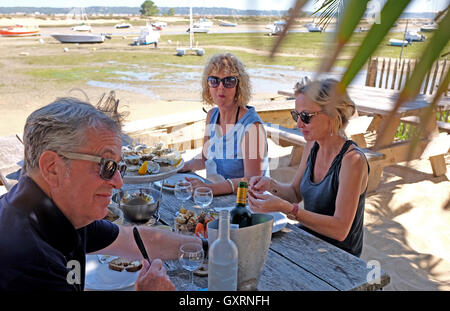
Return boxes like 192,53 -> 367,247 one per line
87,64 -> 368,100
86,80 -> 160,99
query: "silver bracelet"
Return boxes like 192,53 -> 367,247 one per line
226,178 -> 235,193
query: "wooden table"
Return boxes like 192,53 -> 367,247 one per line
125,181 -> 390,291
278,86 -> 450,191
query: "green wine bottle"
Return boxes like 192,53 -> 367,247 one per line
230,178 -> 252,228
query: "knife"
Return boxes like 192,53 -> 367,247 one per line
133,226 -> 152,264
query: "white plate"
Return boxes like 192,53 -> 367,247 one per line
122,159 -> 184,184
85,255 -> 139,291
213,206 -> 288,233
153,173 -> 206,192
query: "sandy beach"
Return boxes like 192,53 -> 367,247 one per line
0,17 -> 449,291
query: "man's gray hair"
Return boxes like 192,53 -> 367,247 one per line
23,97 -> 122,174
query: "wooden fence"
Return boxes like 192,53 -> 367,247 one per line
365,57 -> 449,96
365,57 -> 449,138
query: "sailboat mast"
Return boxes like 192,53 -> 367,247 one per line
399,19 -> 408,61
189,5 -> 193,49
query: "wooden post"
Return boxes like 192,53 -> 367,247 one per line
423,64 -> 432,94
429,61 -> 440,95
366,58 -> 378,87
384,58 -> 391,89
405,59 -> 411,81
398,58 -> 406,90
391,58 -> 398,90
378,58 -> 386,88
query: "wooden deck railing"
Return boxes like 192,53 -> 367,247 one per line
365,57 -> 450,137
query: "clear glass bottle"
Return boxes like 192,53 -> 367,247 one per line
208,210 -> 238,291
230,178 -> 252,228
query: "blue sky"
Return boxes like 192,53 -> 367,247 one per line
0,0 -> 446,13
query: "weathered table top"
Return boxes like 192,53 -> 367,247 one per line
124,180 -> 390,291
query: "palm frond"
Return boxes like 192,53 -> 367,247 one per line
338,0 -> 412,92
316,0 -> 371,74
405,66 -> 450,162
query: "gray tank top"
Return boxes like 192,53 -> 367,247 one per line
299,140 -> 369,257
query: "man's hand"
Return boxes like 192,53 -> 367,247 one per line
134,259 -> 175,291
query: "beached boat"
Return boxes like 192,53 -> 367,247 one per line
420,23 -> 437,32
267,20 -> 287,36
51,33 -> 107,44
305,23 -> 323,32
219,22 -> 238,27
132,24 -> 160,47
177,5 -> 205,56
152,22 -> 167,30
0,25 -> 40,37
405,31 -> 426,42
114,23 -> 132,29
186,17 -> 212,33
389,38 -> 410,47
72,24 -> 91,32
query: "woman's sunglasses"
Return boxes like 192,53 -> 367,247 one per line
58,151 -> 127,181
290,110 -> 322,124
207,76 -> 238,88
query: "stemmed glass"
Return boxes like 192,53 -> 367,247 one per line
174,181 -> 193,209
178,243 -> 204,291
193,187 -> 213,212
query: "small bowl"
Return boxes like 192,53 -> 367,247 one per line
105,203 -> 124,225
112,187 -> 162,223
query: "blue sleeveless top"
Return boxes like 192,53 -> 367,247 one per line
205,106 -> 269,180
299,140 -> 369,257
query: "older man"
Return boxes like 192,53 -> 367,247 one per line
0,98 -> 201,291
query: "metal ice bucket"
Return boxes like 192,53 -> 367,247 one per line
207,213 -> 273,291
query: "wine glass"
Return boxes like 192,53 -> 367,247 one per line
193,187 -> 213,212
174,181 -> 193,209
178,242 -> 204,291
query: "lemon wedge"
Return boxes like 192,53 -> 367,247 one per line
138,161 -> 147,175
172,157 -> 182,167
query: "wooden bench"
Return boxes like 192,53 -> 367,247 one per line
263,123 -> 386,191
0,135 -> 24,191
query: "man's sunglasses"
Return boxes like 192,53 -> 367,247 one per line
290,110 -> 323,124
207,76 -> 238,89
58,151 -> 127,181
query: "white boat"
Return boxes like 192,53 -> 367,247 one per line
187,17 -> 212,33
68,8 -> 91,32
405,31 -> 426,42
152,22 -> 167,30
177,5 -> 205,57
114,23 -> 131,29
219,22 -> 237,27
267,20 -> 287,36
132,24 -> 160,47
72,24 -> 91,32
389,38 -> 410,47
305,23 -> 323,32
420,23 -> 437,32
0,24 -> 40,36
51,33 -> 107,43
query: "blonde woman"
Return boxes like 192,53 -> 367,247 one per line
181,53 -> 269,195
248,78 -> 369,257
